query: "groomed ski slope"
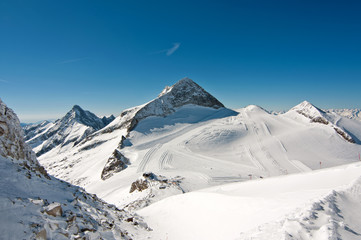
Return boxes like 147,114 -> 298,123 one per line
138,162 -> 361,240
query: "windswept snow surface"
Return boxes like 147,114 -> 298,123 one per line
139,163 -> 361,240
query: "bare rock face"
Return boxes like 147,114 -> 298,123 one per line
0,98 -> 50,179
129,179 -> 149,193
101,149 -> 130,180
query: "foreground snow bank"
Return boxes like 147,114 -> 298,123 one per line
139,163 -> 361,240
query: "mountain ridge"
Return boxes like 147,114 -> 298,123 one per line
0,98 -> 150,239
25,105 -> 115,157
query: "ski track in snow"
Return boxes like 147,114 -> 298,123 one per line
245,146 -> 266,171
137,143 -> 162,173
158,150 -> 174,170
240,112 -> 289,176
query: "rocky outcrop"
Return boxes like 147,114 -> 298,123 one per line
0,98 -> 50,179
0,98 -> 150,239
44,203 -> 63,217
290,101 -> 355,143
125,173 -> 184,211
101,149 -> 130,180
102,115 -> 115,126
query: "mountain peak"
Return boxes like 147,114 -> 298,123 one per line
176,77 -> 196,85
115,77 -> 226,132
290,100 -> 325,117
72,105 -> 83,112
157,77 -> 224,109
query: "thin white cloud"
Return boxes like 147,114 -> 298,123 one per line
58,57 -> 88,64
151,43 -> 181,56
166,43 -> 181,56
0,78 -> 9,83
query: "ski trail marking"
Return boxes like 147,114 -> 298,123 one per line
137,144 -> 162,173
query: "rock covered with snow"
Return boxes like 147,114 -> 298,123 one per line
28,105 -> 114,156
288,101 -> 355,143
289,100 -> 328,122
95,78 -> 227,180
101,148 -> 130,180
128,77 -> 224,131
0,99 -> 150,239
23,120 -> 53,142
100,77 -> 225,134
0,98 -> 50,179
124,172 -> 184,211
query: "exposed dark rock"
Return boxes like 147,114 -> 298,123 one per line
143,172 -> 157,180
311,116 -> 329,125
334,127 -> 355,143
35,229 -> 47,240
0,98 -> 50,179
102,115 -> 115,126
293,101 -> 355,144
127,78 -> 224,131
45,203 -> 63,217
79,140 -> 107,151
101,149 -> 129,180
129,179 -> 148,193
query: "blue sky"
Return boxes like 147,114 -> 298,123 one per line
1,0 -> 360,122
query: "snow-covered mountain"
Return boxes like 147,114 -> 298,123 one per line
15,77 -> 361,239
27,78 -> 361,218
0,98 -> 150,239
25,105 -> 115,157
328,108 -> 361,122
288,100 -> 355,143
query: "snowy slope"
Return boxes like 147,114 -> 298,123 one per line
0,98 -> 150,239
32,79 -> 361,218
139,162 -> 361,240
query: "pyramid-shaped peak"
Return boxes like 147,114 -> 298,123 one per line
61,105 -> 105,130
155,77 -> 224,109
171,77 -> 202,90
291,100 -> 324,113
289,100 -> 327,120
158,78 -> 201,97
72,105 -> 83,111
124,78 -> 225,131
175,77 -> 196,85
294,100 -> 314,109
